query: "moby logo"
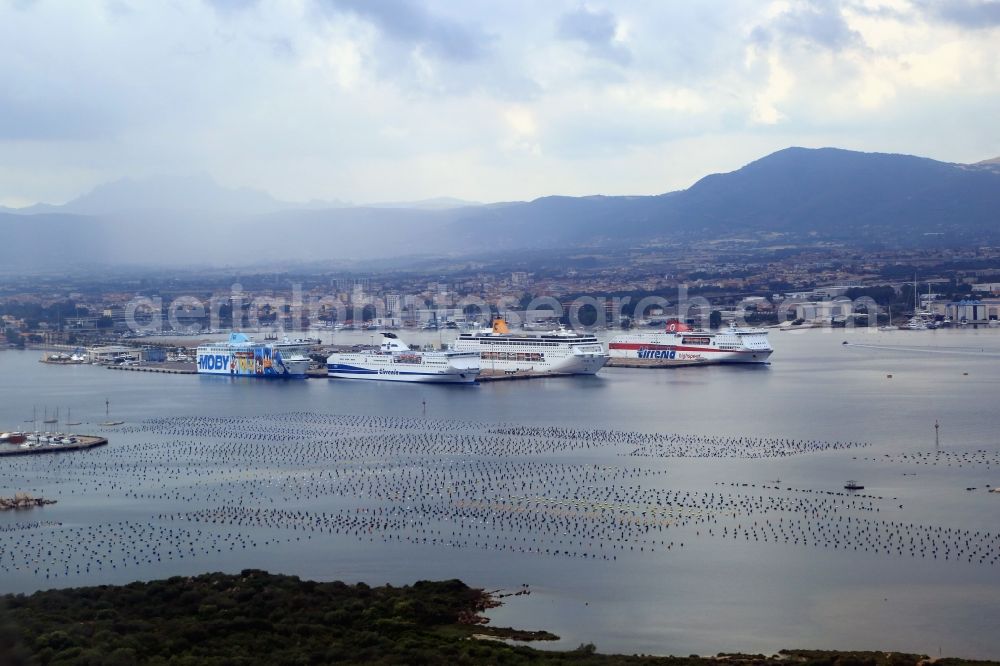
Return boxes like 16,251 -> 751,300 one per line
199,354 -> 229,370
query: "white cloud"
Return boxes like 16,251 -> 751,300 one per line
746,52 -> 792,125
0,0 -> 998,206
503,106 -> 537,136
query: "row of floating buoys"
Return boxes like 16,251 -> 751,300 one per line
0,412 -> 994,588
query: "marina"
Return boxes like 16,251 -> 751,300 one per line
0,435 -> 107,457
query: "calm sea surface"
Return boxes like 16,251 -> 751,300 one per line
2,327 -> 999,658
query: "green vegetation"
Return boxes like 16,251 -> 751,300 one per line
1,571 -> 996,666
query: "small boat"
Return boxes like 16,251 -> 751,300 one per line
844,480 -> 865,490
878,303 -> 898,331
65,408 -> 82,427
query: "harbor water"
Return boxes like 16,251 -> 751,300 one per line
1,326 -> 999,658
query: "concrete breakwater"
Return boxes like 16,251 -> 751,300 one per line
606,358 -> 706,368
105,363 -> 196,374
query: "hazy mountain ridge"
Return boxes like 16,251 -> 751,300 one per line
669,147 -> 1000,235
3,147 -> 999,270
363,197 -> 483,210
967,156 -> 1000,176
14,174 -> 288,217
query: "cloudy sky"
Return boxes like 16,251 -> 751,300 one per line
2,0 -> 999,207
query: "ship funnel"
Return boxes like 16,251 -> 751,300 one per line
492,318 -> 510,334
380,334 -> 410,352
664,320 -> 691,333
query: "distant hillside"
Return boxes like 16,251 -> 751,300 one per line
668,147 -> 1000,236
444,147 -> 1000,245
3,147 -> 999,270
18,174 -> 290,217
363,196 -> 483,210
969,156 -> 1000,176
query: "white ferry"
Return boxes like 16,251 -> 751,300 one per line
452,319 -> 608,375
608,321 -> 772,365
327,333 -> 480,383
196,333 -> 310,378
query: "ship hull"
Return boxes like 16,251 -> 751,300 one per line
453,330 -> 608,376
608,343 -> 772,364
326,346 -> 481,384
608,328 -> 773,365
476,353 -> 607,375
196,356 -> 309,377
196,338 -> 308,378
326,363 -> 479,383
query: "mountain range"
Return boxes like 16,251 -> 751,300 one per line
3,147 -> 999,271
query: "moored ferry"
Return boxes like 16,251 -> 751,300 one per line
608,321 -> 772,365
196,333 -> 310,378
452,319 -> 608,375
327,333 -> 480,383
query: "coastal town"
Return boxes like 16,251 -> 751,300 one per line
3,241 -> 1000,352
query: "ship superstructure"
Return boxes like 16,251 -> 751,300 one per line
452,319 -> 608,375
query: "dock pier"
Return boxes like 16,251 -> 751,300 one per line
605,358 -> 706,369
477,370 -> 574,382
105,363 -> 196,375
0,436 -> 108,457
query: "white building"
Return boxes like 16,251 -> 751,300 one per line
788,299 -> 857,324
971,283 -> 1000,295
946,299 -> 1000,323
86,345 -> 139,363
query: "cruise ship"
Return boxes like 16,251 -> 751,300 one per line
452,319 -> 608,375
608,321 -> 773,365
327,333 -> 480,383
196,333 -> 310,378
